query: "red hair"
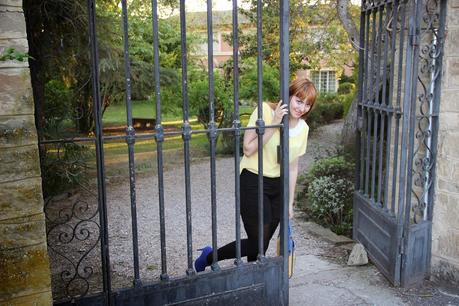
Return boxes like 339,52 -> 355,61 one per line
288,78 -> 317,119
268,78 -> 317,119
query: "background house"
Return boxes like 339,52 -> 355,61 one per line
183,10 -> 353,93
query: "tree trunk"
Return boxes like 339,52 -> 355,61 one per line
337,0 -> 360,150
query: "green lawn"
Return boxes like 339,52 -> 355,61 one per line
103,101 -> 183,126
103,101 -> 254,126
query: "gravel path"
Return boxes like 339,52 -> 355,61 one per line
105,120 -> 345,288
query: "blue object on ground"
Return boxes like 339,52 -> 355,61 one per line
194,246 -> 213,272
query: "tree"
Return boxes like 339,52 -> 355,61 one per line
236,0 -> 359,74
335,0 -> 365,150
24,0 -> 198,134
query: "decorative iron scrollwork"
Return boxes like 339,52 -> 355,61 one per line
410,0 -> 442,223
45,192 -> 101,301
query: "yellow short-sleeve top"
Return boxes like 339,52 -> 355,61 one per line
240,102 -> 309,178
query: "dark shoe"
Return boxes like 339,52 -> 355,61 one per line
195,246 -> 212,272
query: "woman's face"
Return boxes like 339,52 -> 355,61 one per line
289,95 -> 312,119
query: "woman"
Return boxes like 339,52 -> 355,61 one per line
195,78 -> 317,272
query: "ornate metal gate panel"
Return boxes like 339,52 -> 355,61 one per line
354,0 -> 446,287
40,0 -> 291,304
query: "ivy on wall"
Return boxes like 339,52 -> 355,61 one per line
0,48 -> 30,61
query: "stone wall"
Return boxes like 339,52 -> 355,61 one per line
431,0 -> 459,287
0,0 -> 53,305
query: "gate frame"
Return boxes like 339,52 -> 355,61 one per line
354,0 -> 447,287
41,0 -> 292,304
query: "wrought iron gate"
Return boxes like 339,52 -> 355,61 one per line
354,0 -> 446,287
40,0 -> 291,305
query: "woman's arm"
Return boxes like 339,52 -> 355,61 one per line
289,158 -> 299,219
243,101 -> 288,157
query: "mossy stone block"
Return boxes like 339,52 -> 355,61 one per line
0,177 -> 44,221
0,11 -> 25,38
0,115 -> 37,147
0,1 -> 24,9
0,213 -> 47,250
0,290 -> 52,306
0,145 -> 40,183
0,68 -> 33,116
0,243 -> 51,301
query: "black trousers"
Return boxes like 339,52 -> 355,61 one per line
206,169 -> 281,264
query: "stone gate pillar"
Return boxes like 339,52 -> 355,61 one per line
0,0 -> 53,305
431,0 -> 459,287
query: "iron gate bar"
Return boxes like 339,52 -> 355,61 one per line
403,0 -> 422,246
401,1 -> 423,256
371,2 -> 385,205
256,0 -> 265,260
87,0 -> 111,301
364,4 -> 375,196
120,0 -> 142,287
356,0 -> 366,194
232,0 -> 243,265
280,0 -> 290,302
38,125 -> 285,145
383,0 -> 400,214
376,2 -> 390,206
205,0 -> 221,272
390,0 -> 408,214
397,0 -> 417,286
397,8 -> 415,222
178,0 -> 194,277
363,4 -> 371,196
425,0 -> 447,275
371,4 -> 382,202
152,0 -> 169,280
358,3 -> 368,193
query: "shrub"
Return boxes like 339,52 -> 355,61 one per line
307,101 -> 344,130
42,143 -> 93,198
297,155 -> 355,236
43,80 -> 73,137
239,58 -> 280,103
41,80 -> 92,197
307,155 -> 354,183
215,112 -> 245,155
217,129 -> 245,156
339,74 -> 355,85
337,82 -> 355,95
308,175 -> 354,235
316,92 -> 339,104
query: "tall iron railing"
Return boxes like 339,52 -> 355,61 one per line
41,0 -> 291,304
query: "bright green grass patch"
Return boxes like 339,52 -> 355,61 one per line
103,100 -> 182,126
103,101 -> 254,127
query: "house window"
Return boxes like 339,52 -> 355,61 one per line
311,71 -> 337,93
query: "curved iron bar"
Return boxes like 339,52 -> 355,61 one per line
45,191 -> 100,299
